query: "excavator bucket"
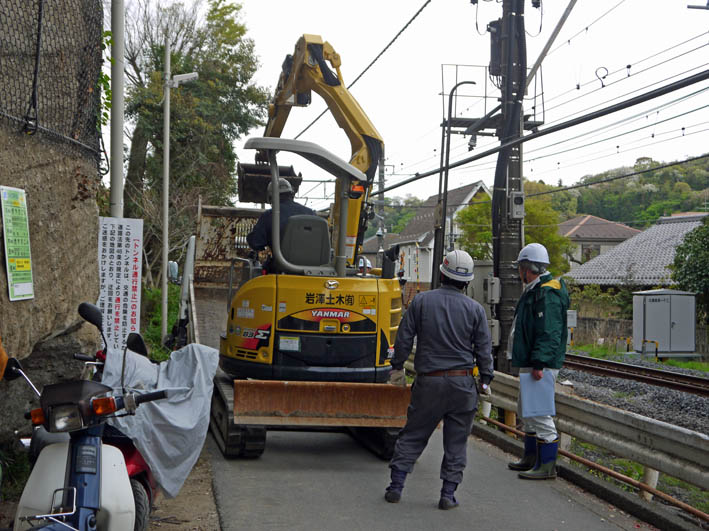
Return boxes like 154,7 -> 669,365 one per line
232,380 -> 410,427
237,162 -> 302,203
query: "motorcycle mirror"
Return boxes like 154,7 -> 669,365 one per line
78,303 -> 103,331
126,333 -> 149,357
3,357 -> 24,382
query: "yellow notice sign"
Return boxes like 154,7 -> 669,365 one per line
1,186 -> 34,301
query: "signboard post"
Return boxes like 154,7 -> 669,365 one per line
1,186 -> 34,301
98,217 -> 143,353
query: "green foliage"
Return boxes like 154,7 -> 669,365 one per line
142,283 -> 181,361
455,184 -> 573,274
671,217 -> 709,320
574,156 -> 709,227
565,281 -> 640,319
524,199 -> 572,275
0,444 -> 30,501
570,343 -> 616,359
658,476 -> 709,513
364,195 -> 424,238
97,31 -> 113,129
455,202 -> 492,260
124,0 -> 269,284
663,359 -> 709,373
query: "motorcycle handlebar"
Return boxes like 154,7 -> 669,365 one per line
134,390 -> 168,405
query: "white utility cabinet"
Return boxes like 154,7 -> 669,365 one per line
632,289 -> 696,354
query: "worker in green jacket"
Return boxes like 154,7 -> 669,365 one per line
507,243 -> 569,480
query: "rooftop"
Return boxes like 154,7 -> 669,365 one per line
558,215 -> 640,241
565,213 -> 707,286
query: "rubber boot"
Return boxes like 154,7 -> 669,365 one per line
507,432 -> 537,471
438,480 -> 459,510
519,438 -> 558,480
384,468 -> 407,503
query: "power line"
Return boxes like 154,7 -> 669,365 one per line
373,69 -> 709,196
542,45 -> 709,118
527,154 -> 709,197
542,31 -> 709,107
527,102 -> 709,163
294,0 -> 432,140
529,125 -> 709,176
547,0 -> 628,56
390,37 -> 709,182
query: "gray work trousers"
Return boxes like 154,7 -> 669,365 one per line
389,374 -> 478,484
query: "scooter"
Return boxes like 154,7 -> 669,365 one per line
2,305 -> 168,530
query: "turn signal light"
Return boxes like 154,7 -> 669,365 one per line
30,408 -> 45,426
92,397 -> 117,416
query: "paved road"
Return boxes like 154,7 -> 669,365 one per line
208,427 -> 650,531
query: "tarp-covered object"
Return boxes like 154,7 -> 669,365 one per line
101,343 -> 218,498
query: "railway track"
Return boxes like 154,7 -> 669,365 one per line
564,354 -> 709,398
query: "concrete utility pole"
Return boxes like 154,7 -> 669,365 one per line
161,39 -> 171,343
109,0 -> 125,218
492,0 -> 526,374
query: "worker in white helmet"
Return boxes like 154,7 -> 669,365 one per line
357,257 -> 372,275
246,177 -> 314,253
507,243 -> 569,480
384,249 -> 493,510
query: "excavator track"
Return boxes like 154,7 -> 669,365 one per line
348,427 -> 400,460
210,369 -> 266,458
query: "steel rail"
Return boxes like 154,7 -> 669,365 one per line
564,354 -> 709,398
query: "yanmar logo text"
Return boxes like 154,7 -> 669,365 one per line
311,309 -> 350,319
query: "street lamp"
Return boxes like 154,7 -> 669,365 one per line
162,38 -> 198,343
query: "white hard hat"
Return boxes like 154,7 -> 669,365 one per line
439,250 -> 474,282
267,177 -> 293,202
358,257 -> 372,269
516,243 -> 550,265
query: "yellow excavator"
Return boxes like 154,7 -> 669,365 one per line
210,35 -> 409,458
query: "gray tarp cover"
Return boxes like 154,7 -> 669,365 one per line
101,343 -> 218,498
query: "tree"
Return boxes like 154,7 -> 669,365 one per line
456,196 -> 572,275
455,202 -> 492,260
671,217 -> 709,321
364,195 -> 423,238
122,0 -> 269,285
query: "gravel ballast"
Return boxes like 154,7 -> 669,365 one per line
558,353 -> 708,435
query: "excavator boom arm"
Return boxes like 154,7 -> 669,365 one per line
260,34 -> 383,264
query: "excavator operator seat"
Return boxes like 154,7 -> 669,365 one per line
281,215 -> 330,267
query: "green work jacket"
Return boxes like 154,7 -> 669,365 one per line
511,272 -> 570,370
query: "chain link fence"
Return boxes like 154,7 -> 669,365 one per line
0,0 -> 104,166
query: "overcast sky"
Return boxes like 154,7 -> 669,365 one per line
232,0 -> 709,210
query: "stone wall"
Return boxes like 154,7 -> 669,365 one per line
0,126 -> 101,441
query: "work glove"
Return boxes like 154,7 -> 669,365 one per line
389,368 -> 407,387
476,378 -> 492,398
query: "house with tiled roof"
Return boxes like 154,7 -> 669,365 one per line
361,181 -> 491,296
559,215 -> 641,269
565,213 -> 707,286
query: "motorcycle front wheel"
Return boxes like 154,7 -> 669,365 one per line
131,478 -> 150,531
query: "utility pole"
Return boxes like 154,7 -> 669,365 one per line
161,39 -> 171,343
109,0 -> 125,218
492,0 -> 526,374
